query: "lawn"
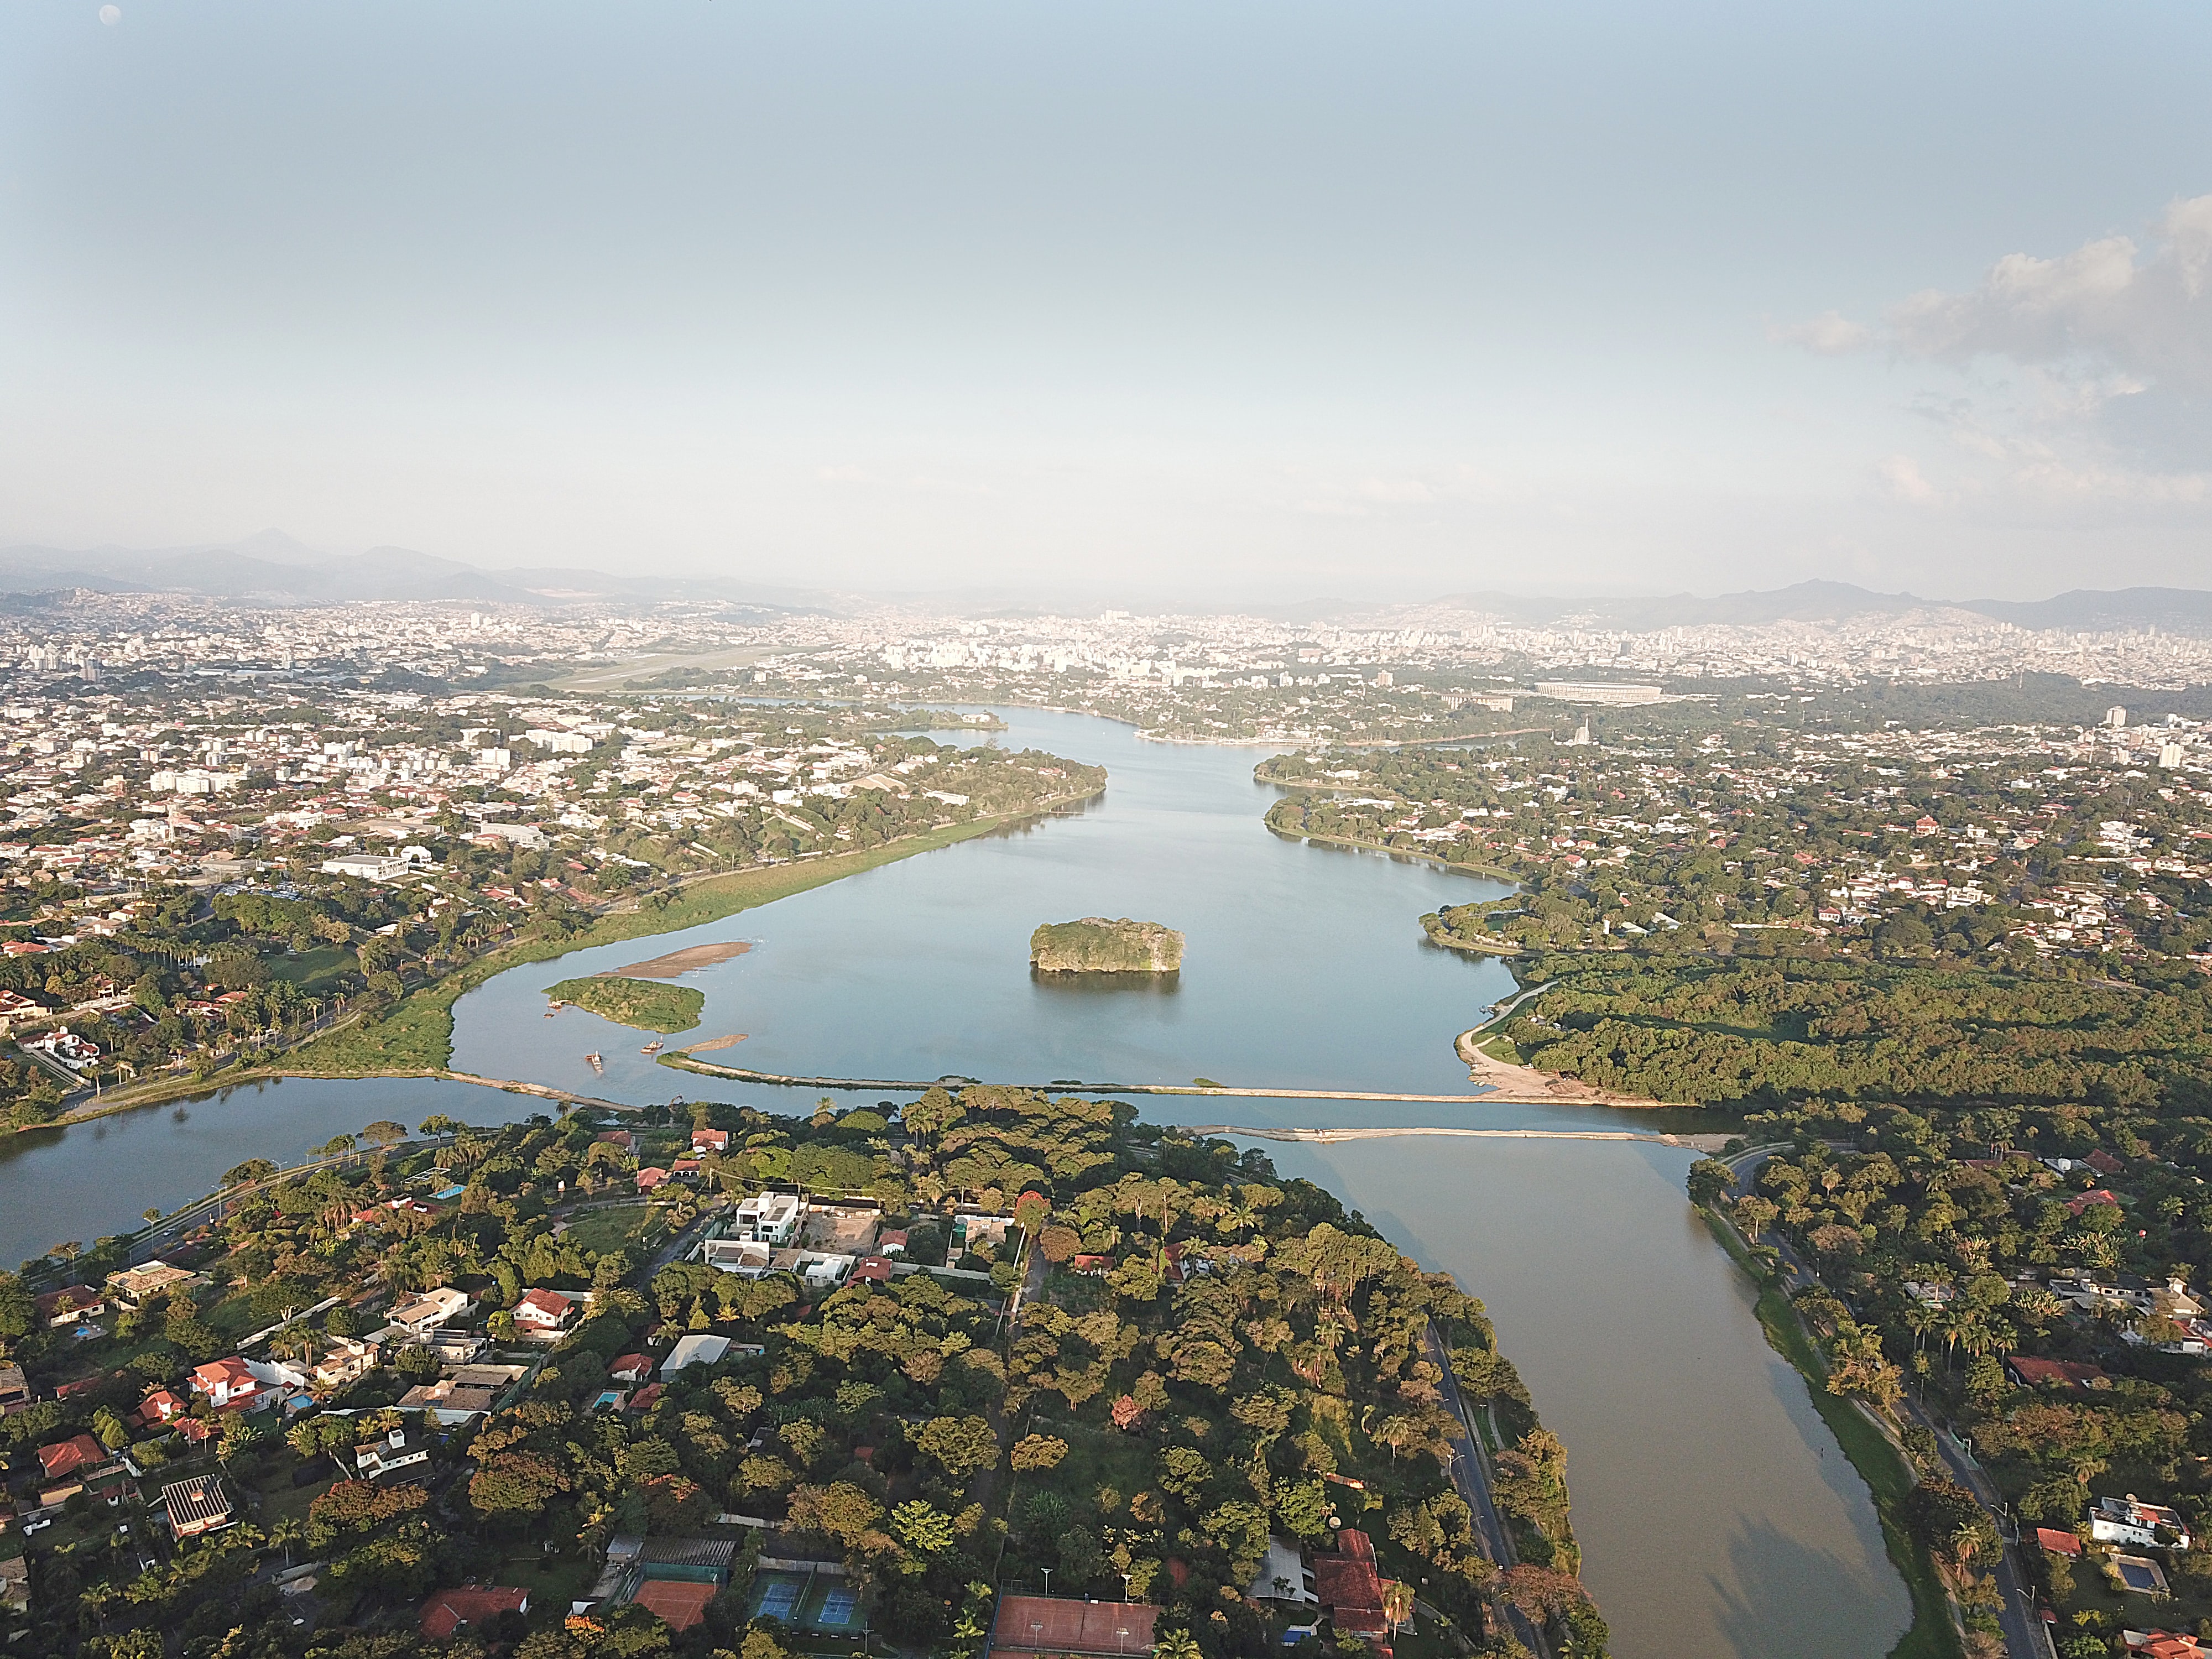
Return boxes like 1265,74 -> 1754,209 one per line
268,946 -> 358,996
543,976 -> 705,1034
502,1550 -> 601,1626
561,1202 -> 677,1257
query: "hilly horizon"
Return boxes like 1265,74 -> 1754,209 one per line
3,535 -> 2210,637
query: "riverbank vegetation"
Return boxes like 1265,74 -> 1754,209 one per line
1490,954 -> 2212,1114
543,975 -> 705,1034
1260,699 -> 2212,1119
54,745 -> 1103,1104
1708,1088 -> 2212,1653
0,1086 -> 1595,1658
0,686 -> 1103,1124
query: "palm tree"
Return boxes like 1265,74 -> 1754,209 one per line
1381,1581 -> 1415,1636
269,1517 -> 307,1567
1154,1629 -> 1204,1659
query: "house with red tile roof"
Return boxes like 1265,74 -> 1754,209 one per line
690,1128 -> 729,1154
853,1256 -> 895,1284
1312,1528 -> 1392,1650
2126,1632 -> 2209,1658
513,1288 -> 576,1330
142,1387 -> 189,1423
608,1353 -> 652,1384
636,1166 -> 671,1191
2007,1356 -> 2111,1393
38,1434 -> 106,1483
191,1356 -> 267,1411
36,1286 -> 106,1328
2067,1189 -> 2122,1218
2036,1527 -> 2084,1557
419,1587 -> 529,1641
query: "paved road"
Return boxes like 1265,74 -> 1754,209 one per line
1718,1151 -> 2049,1659
1900,1396 -> 2051,1659
1423,1323 -> 1551,1659
645,1204 -> 724,1279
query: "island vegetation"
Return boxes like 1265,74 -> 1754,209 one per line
543,977 -> 705,1034
1030,919 -> 1185,975
0,1087 -> 1595,1659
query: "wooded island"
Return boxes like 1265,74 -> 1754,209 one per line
544,975 -> 706,1033
1030,917 -> 1185,974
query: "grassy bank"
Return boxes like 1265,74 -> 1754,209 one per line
1698,1205 -> 1961,1659
278,804 -> 1089,1077
543,976 -> 704,1034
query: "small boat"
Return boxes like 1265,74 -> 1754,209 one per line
585,1053 -> 603,1074
640,1039 -> 663,1054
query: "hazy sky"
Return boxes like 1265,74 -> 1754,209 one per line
3,2 -> 2208,601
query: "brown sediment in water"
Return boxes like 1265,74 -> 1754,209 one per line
603,940 -> 753,978
686,1034 -> 748,1052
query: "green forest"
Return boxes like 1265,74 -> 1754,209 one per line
1500,955 -> 2212,1114
0,1089 -> 1596,1659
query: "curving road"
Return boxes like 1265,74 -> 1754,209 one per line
1423,1323 -> 1552,1658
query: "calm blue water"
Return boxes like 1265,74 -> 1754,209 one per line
0,707 -> 1908,1659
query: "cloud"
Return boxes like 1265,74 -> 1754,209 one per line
1767,310 -> 1873,354
1798,195 -> 2212,523
1778,194 -> 2212,388
1877,453 -> 1943,506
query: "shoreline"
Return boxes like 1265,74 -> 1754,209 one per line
1261,820 -> 1523,884
1698,1200 -> 1960,1659
20,788 -> 1102,1135
1452,1024 -> 1689,1110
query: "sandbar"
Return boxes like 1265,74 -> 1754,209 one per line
608,940 -> 753,978
686,1034 -> 748,1052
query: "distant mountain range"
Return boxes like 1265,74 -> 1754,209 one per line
1414,580 -> 2212,635
0,530 -> 828,612
2,537 -> 2208,636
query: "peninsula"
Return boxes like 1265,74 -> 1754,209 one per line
1029,916 -> 1185,973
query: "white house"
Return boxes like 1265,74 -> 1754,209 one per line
513,1288 -> 576,1331
356,1427 -> 431,1483
731,1192 -> 804,1247
2093,1495 -> 2192,1551
320,853 -> 410,883
661,1334 -> 732,1378
386,1287 -> 473,1336
702,1239 -> 774,1277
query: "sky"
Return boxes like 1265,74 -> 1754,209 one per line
1,1 -> 2208,603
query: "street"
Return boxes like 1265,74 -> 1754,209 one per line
1423,1323 -> 1551,1659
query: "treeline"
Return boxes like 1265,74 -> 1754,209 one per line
1507,956 -> 2212,1112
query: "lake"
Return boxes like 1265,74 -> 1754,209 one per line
0,706 -> 1908,1658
